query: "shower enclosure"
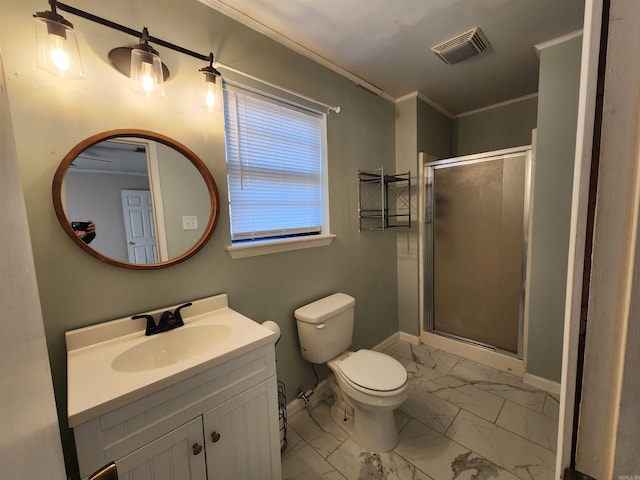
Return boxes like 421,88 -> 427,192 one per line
422,147 -> 532,358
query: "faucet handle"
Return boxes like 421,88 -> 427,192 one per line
157,310 -> 177,332
173,302 -> 193,327
132,314 -> 157,336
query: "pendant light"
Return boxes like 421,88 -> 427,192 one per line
129,27 -> 165,98
33,0 -> 83,78
108,27 -> 170,99
199,53 -> 222,112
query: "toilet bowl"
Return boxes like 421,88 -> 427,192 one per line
327,350 -> 408,452
294,293 -> 408,452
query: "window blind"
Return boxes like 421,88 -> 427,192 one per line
223,84 -> 325,242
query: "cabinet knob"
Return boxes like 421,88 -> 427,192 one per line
192,443 -> 203,455
211,431 -> 221,443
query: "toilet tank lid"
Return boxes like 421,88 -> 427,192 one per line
294,293 -> 355,323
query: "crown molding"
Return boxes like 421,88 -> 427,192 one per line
456,93 -> 539,118
535,29 -> 583,55
396,91 -> 455,119
198,0 -> 395,102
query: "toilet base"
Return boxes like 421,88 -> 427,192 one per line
329,398 -> 354,432
328,374 -> 401,453
352,404 -> 400,453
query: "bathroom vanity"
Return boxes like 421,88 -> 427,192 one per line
66,294 -> 281,480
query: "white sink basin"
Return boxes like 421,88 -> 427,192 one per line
67,294 -> 280,426
111,325 -> 232,372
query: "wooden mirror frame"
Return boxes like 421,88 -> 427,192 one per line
52,129 -> 220,270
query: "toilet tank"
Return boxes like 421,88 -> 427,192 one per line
294,293 -> 355,364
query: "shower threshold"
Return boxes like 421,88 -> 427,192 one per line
421,330 -> 525,377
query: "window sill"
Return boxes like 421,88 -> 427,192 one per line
226,234 -> 336,259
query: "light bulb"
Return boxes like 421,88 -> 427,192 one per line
140,62 -> 155,94
199,67 -> 222,113
49,35 -> 70,72
130,46 -> 164,98
204,81 -> 217,111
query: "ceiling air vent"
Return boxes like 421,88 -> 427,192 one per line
431,27 -> 490,64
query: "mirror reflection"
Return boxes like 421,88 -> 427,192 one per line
53,130 -> 219,269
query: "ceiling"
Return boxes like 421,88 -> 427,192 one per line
72,141 -> 148,174
200,0 -> 585,116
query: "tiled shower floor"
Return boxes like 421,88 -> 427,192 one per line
281,341 -> 559,480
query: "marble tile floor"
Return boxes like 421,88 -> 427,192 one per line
282,341 -> 559,480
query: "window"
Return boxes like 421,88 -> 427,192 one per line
223,84 -> 330,253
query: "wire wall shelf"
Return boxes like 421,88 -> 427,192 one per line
278,381 -> 287,454
358,167 -> 411,231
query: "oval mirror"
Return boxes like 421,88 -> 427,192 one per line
53,129 -> 220,269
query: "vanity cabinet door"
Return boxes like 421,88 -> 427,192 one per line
203,378 -> 281,480
115,418 -> 206,480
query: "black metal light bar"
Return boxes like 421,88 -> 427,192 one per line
38,0 -> 340,112
56,1 -> 210,62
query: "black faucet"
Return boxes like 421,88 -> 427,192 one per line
132,302 -> 193,336
131,314 -> 158,336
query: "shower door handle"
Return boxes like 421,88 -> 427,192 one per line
424,175 -> 433,225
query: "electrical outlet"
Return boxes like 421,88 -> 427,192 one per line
182,215 -> 198,230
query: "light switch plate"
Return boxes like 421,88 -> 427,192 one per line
182,215 -> 198,230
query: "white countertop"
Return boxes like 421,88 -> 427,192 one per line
66,294 -> 278,427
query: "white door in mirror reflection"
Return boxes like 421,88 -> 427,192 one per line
121,190 -> 158,264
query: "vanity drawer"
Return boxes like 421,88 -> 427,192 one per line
73,345 -> 276,478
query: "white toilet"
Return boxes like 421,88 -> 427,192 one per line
294,293 -> 408,452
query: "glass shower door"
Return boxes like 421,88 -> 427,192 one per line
424,149 -> 531,356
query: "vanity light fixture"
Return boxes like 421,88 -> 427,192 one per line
34,0 -> 199,99
199,53 -> 222,112
31,1 -> 342,114
33,0 -> 83,78
108,28 -> 169,98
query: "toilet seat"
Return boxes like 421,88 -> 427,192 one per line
336,350 -> 407,394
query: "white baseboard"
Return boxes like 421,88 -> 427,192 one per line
399,331 -> 420,345
523,373 -> 561,396
372,332 -> 401,351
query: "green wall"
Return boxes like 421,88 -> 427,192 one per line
454,96 -> 538,156
0,1 -> 397,477
156,142 -> 211,259
394,98 -> 420,336
527,35 -> 582,382
395,96 -> 453,336
417,98 -> 454,159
